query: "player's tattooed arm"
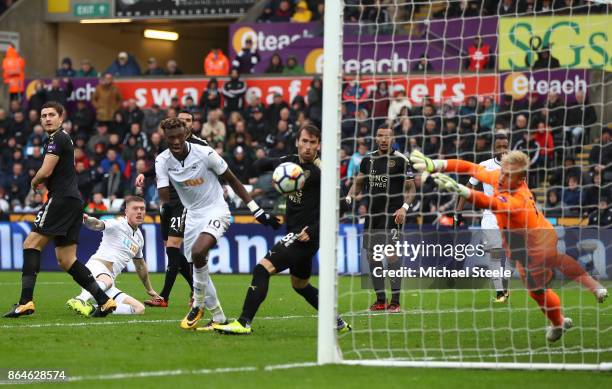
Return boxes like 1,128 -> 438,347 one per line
82,214 -> 105,231
133,258 -> 160,298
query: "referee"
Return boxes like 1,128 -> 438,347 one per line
4,102 -> 117,318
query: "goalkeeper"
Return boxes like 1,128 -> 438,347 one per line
410,149 -> 608,342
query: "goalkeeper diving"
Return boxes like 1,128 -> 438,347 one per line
409,149 -> 608,342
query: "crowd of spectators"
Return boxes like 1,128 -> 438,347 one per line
1,60 -> 608,226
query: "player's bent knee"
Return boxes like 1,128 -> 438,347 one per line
96,274 -> 113,289
291,277 -> 309,289
259,259 -> 276,274
133,302 -> 145,315
166,237 -> 182,248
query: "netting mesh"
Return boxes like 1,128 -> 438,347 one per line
334,0 -> 611,367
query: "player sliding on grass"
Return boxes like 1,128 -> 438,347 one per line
345,126 -> 415,312
409,149 -> 608,342
155,118 -> 280,331
66,196 -> 160,316
214,124 -> 351,335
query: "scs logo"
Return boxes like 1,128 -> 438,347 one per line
182,178 -> 204,187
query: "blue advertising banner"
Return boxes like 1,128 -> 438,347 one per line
0,223 -> 609,279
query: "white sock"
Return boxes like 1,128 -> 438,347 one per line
193,265 -> 210,308
490,257 -> 503,292
76,289 -> 92,302
113,303 -> 135,315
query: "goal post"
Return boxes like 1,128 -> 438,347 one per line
317,0 -> 344,365
319,0 -> 611,370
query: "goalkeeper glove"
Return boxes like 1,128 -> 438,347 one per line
409,150 -> 445,181
432,173 -> 471,198
247,200 -> 282,229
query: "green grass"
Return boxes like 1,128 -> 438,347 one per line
0,272 -> 610,388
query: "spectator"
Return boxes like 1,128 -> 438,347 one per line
499,0 -> 519,15
545,188 -> 563,214
282,56 -> 305,75
564,90 -> 597,146
534,121 -> 554,162
76,160 -> 93,202
21,191 -> 44,213
106,51 -> 141,77
258,3 -> 274,22
56,57 -> 76,77
588,197 -> 612,227
9,110 -> 27,144
5,162 -> 28,205
92,73 -> 123,124
24,146 -> 43,177
550,154 -> 582,187
166,59 -> 183,76
0,187 -> 9,221
147,133 -> 164,156
87,123 -> 110,153
85,192 -> 108,213
265,53 -> 284,74
142,104 -> 165,135
100,148 -> 125,174
531,45 -> 561,69
2,44 -> 25,101
44,77 -> 73,107
100,162 -> 126,200
232,38 -> 260,74
466,37 -> 492,71
589,129 -> 612,168
199,77 -> 221,117
124,98 -> 144,126
227,120 -> 253,152
478,96 -> 498,131
369,81 -> 391,127
291,1 -> 312,22
227,146 -> 253,184
562,175 -> 581,208
123,122 -> 148,150
27,81 -> 46,113
144,57 -> 166,76
204,48 -> 230,76
265,93 -> 289,127
247,106 -> 268,147
272,0 -> 293,21
110,110 -> 129,137
76,59 -> 97,77
222,69 -> 247,115
307,76 -> 323,126
347,142 -> 369,181
413,54 -> 434,72
387,89 -> 411,124
201,109 -> 226,143
71,100 -> 95,136
342,80 -> 368,116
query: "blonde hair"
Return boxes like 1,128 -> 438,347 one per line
501,150 -> 529,176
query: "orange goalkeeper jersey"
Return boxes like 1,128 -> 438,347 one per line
446,159 -> 557,271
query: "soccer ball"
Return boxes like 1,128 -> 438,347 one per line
272,162 -> 306,195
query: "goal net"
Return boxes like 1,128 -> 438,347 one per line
319,0 -> 612,370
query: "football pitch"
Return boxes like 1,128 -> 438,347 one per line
0,271 -> 610,388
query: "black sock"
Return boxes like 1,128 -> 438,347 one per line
294,284 -> 319,310
178,255 -> 194,293
388,259 -> 402,305
238,264 -> 270,326
19,249 -> 41,304
369,260 -> 386,302
160,247 -> 181,300
67,260 -> 109,306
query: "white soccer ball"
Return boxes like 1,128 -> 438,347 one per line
272,162 -> 306,195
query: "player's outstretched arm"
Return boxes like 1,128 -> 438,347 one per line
133,258 -> 160,298
220,168 -> 281,229
82,214 -> 105,231
410,150 -> 497,186
432,173 -> 519,212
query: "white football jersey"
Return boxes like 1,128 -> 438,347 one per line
155,143 -> 229,212
468,157 -> 501,228
90,217 -> 145,275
